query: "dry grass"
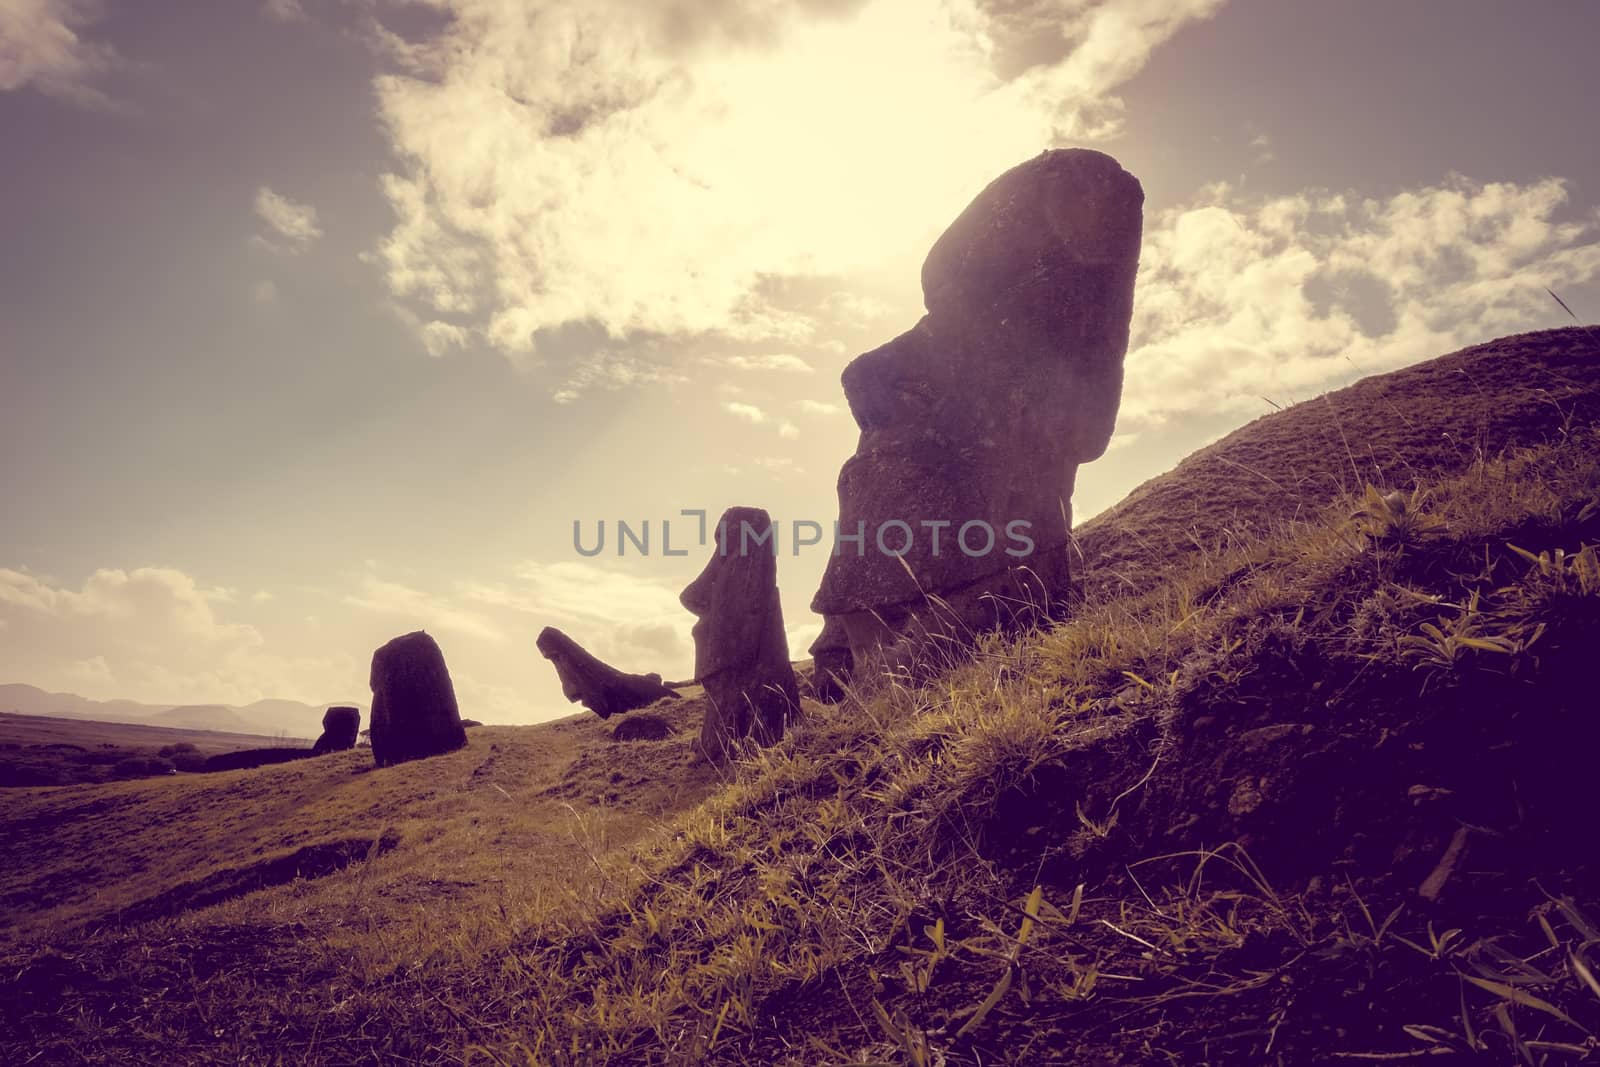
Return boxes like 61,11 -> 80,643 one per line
4,327 -> 1600,1065
1075,326 -> 1600,599
1,697 -> 721,944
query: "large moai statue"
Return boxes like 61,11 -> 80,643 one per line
812,149 -> 1143,676
368,630 -> 468,767
536,626 -> 680,719
681,506 -> 800,764
807,617 -> 854,704
311,705 -> 361,755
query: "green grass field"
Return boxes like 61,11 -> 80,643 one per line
4,327 -> 1599,1065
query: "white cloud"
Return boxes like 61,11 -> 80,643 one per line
451,670 -> 526,723
460,560 -> 691,671
989,0 -> 1228,140
468,560 -> 685,624
0,567 -> 60,613
254,186 -> 323,248
365,0 -> 1222,387
0,0 -> 119,107
787,619 -> 822,661
724,401 -> 768,424
68,654 -> 111,685
0,564 -> 363,708
721,353 -> 813,373
614,621 -> 683,662
1122,176 -> 1600,429
262,0 -> 305,22
252,279 -> 279,305
724,401 -> 803,438
344,575 -> 506,643
821,290 -> 894,327
550,348 -> 690,403
130,651 -> 363,711
419,319 -> 469,357
798,399 -> 843,416
0,565 -> 258,644
1249,132 -> 1275,166
754,456 -> 804,475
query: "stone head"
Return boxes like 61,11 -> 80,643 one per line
681,506 -> 779,681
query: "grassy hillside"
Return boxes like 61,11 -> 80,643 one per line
1078,326 -> 1600,596
0,714 -> 318,787
0,695 -> 715,942
3,328 -> 1599,1065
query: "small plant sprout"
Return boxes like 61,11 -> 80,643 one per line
1350,483 -> 1444,546
1399,589 -> 1521,682
1508,542 -> 1600,597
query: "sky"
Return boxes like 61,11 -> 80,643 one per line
2,0 -> 1598,723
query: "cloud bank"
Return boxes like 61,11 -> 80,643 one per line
1122,176 -> 1600,433
460,560 -> 691,669
0,565 -> 357,707
0,0 -> 119,106
365,0 -> 1223,387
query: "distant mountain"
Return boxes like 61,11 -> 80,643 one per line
237,698 -> 337,739
0,685 -> 156,722
0,684 -> 363,740
151,705 -> 278,737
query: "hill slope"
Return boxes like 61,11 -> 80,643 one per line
1078,325 -> 1599,595
3,329 -> 1599,1065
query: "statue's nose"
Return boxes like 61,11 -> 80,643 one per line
681,571 -> 712,615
